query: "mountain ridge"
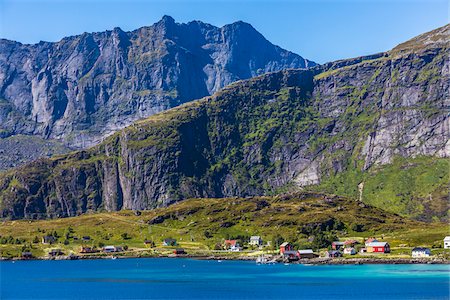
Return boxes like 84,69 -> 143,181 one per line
0,24 -> 448,221
0,16 -> 314,151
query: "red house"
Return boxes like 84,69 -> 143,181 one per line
366,242 -> 390,253
224,240 -> 237,248
279,242 -> 293,254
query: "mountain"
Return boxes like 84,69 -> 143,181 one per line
0,24 -> 448,221
0,16 -> 314,153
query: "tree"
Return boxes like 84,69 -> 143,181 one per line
33,236 -> 40,243
121,233 -> 131,240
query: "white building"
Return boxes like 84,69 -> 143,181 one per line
444,236 -> 450,249
344,247 -> 356,255
249,236 -> 262,246
412,247 -> 431,257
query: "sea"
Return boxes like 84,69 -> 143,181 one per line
1,258 -> 449,299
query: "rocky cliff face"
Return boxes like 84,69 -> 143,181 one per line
0,24 -> 448,221
0,16 -> 314,149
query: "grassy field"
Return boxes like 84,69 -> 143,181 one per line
1,193 -> 448,259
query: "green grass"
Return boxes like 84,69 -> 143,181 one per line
1,192 -> 448,259
309,156 -> 449,221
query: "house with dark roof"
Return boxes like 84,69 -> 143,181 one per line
163,238 -> 177,246
279,242 -> 293,254
249,236 -> 262,246
42,236 -> 56,244
325,250 -> 342,258
298,249 -> 318,259
412,247 -> 431,257
332,241 -> 345,250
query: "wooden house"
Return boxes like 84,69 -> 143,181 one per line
298,249 -> 317,259
366,242 -> 390,253
249,236 -> 262,246
279,242 -> 293,254
412,247 -> 431,257
331,241 -> 345,250
163,238 -> 177,246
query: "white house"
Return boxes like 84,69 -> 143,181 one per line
344,247 -> 356,255
411,247 -> 431,257
230,243 -> 242,252
249,236 -> 262,246
444,236 -> 450,249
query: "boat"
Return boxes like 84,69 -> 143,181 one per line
111,256 -> 117,260
256,255 -> 272,265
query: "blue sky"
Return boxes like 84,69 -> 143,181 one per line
0,0 -> 448,63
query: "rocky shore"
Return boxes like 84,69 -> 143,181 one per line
2,254 -> 449,265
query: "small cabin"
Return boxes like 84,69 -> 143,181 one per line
332,241 -> 345,250
344,240 -> 359,246
80,246 -> 95,253
283,250 -> 300,261
412,247 -> 431,257
163,238 -> 177,246
21,252 -> 33,259
42,236 -> 56,244
344,247 -> 356,255
298,249 -> 317,259
366,242 -> 390,253
103,246 -> 123,253
48,249 -> 63,257
444,236 -> 450,249
326,250 -> 342,258
249,236 -> 262,246
279,242 -> 293,254
173,248 -> 186,255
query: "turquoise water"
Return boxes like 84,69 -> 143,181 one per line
1,259 -> 449,299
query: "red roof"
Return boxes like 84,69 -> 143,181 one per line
365,238 -> 378,244
344,240 -> 358,245
224,240 -> 237,246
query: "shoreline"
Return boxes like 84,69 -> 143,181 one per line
2,254 -> 449,265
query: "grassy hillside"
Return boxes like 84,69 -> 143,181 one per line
308,156 -> 449,221
0,193 -> 448,259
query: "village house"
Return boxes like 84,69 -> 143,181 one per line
283,250 -> 300,261
224,239 -> 237,249
163,238 -> 177,246
21,252 -> 33,259
325,250 -> 342,258
365,237 -> 378,244
42,235 -> 56,244
249,236 -> 262,246
103,246 -> 123,253
80,246 -> 96,253
444,236 -> 450,249
173,248 -> 186,255
331,241 -> 345,250
412,247 -> 431,257
344,247 -> 356,255
144,239 -> 154,246
279,242 -> 294,254
365,241 -> 390,253
344,240 -> 359,247
298,249 -> 317,259
48,249 -> 63,257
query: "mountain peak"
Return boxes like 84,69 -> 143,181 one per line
159,15 -> 176,25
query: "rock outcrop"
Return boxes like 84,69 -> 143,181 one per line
0,24 -> 448,221
0,15 -> 314,150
